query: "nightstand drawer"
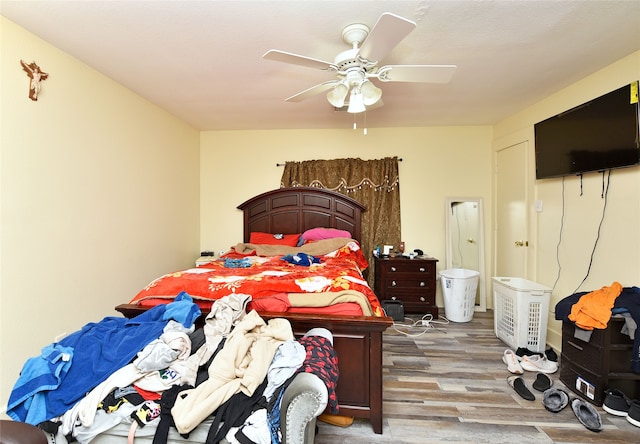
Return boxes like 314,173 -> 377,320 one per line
384,260 -> 434,275
385,290 -> 430,302
383,276 -> 433,290
562,337 -> 606,374
563,337 -> 634,375
560,355 -> 607,405
562,318 -> 633,348
562,321 -> 608,348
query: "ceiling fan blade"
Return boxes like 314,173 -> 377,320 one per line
376,65 -> 457,83
285,81 -> 340,102
358,13 -> 416,62
263,49 -> 334,71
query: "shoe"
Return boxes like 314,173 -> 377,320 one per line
545,347 -> 558,362
603,388 -> 631,416
571,398 -> 602,432
507,375 -> 535,401
521,355 -> 558,374
515,347 -> 543,361
532,373 -> 553,392
318,413 -> 354,427
627,399 -> 640,428
502,349 -> 524,374
542,388 -> 569,413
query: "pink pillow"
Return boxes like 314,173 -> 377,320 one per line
249,232 -> 300,246
247,293 -> 290,312
301,227 -> 352,242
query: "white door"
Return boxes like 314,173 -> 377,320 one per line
496,142 -> 528,278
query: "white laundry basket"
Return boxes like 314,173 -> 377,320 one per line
493,277 -> 552,353
440,268 -> 480,322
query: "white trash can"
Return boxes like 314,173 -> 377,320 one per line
440,268 -> 480,322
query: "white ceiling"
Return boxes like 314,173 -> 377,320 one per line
2,0 -> 640,131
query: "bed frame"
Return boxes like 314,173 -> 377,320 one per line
117,187 -> 392,434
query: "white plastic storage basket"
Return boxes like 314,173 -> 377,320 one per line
493,277 -> 552,353
440,269 -> 480,322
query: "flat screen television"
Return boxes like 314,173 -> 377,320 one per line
534,81 -> 640,179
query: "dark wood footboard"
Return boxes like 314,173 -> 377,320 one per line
262,311 -> 392,434
115,304 -> 392,434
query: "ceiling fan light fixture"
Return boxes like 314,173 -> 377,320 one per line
326,83 -> 349,108
264,12 -> 457,115
347,89 -> 366,113
360,80 -> 382,106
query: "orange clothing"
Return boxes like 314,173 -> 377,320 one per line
568,281 -> 623,330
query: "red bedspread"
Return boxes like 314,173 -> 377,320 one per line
129,239 -> 384,317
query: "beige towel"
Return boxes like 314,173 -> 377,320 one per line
231,237 -> 354,257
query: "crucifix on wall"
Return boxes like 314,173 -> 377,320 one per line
20,60 -> 49,101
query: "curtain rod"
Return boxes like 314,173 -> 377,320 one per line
276,158 -> 403,166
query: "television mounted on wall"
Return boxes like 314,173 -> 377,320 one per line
534,81 -> 640,180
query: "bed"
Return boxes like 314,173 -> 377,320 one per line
116,187 -> 393,434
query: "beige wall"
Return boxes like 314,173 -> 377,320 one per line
493,51 -> 640,350
0,18 -> 201,413
200,126 -> 494,306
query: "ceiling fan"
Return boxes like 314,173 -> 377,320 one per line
263,12 -> 456,113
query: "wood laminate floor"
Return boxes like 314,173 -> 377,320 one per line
315,311 -> 639,443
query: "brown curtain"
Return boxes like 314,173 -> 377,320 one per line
280,157 -> 401,287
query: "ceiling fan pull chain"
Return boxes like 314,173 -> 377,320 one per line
364,111 -> 368,135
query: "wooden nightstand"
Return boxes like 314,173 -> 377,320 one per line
374,256 -> 439,316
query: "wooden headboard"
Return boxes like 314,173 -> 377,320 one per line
237,187 -> 366,243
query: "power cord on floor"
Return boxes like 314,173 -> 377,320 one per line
391,313 -> 450,337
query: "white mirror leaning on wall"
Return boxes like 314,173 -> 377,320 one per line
444,197 -> 486,311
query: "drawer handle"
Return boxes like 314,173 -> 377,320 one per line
391,281 -> 397,286
420,297 -> 425,302
390,266 -> 397,272
419,267 -> 426,272
420,281 -> 426,287
391,296 -> 397,300
567,340 -> 584,351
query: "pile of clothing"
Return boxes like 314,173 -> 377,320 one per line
7,293 -> 338,444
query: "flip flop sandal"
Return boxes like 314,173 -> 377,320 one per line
542,388 -> 569,413
571,398 -> 603,432
507,375 -> 535,401
532,372 -> 553,391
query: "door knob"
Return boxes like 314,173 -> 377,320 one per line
514,240 -> 529,247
